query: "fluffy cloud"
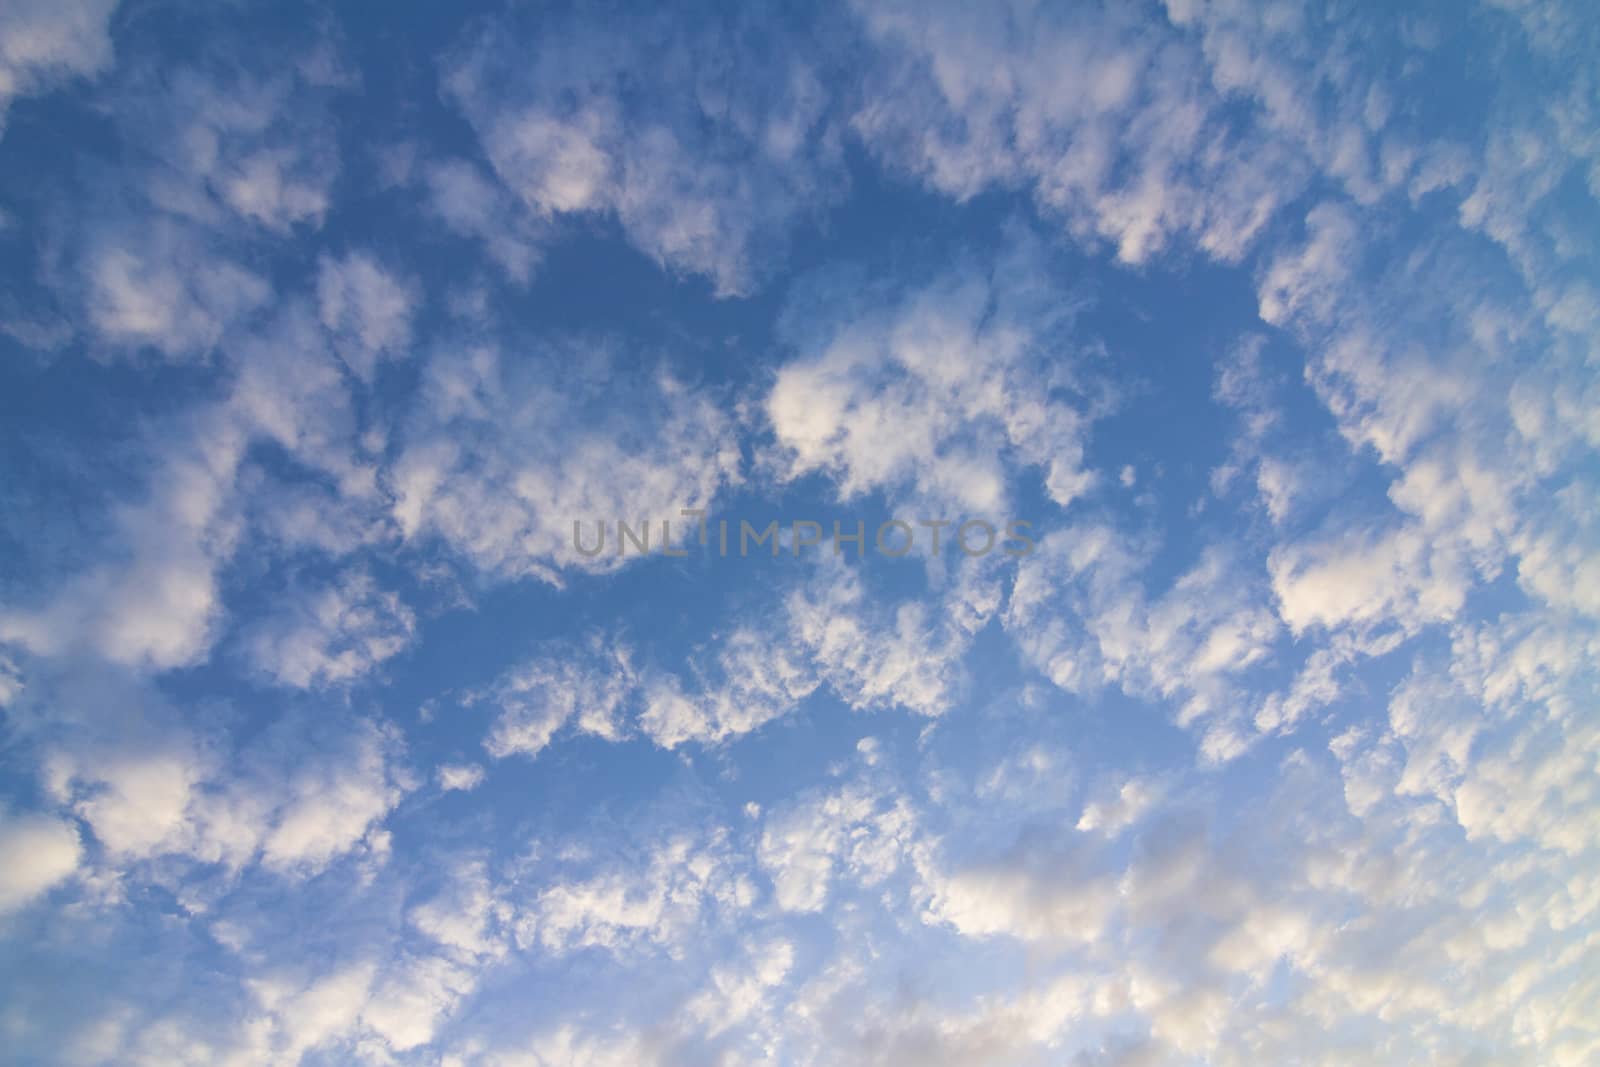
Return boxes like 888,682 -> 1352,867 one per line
851,0 -> 1303,265
479,639 -> 638,760
419,157 -> 545,283
316,251 -> 417,381
240,567 -> 416,689
485,556 -> 975,759
0,812 -> 82,914
389,338 -> 739,583
121,57 -> 344,235
517,832 -> 755,958
1,3 -> 1596,1065
80,220 -> 272,360
1008,528 -> 1279,761
441,5 -> 845,295
44,714 -> 409,878
436,763 -> 486,793
1076,777 -> 1162,837
767,238 -> 1100,512
760,760 -> 917,913
0,300 -> 372,672
638,627 -> 819,750
0,0 -> 119,137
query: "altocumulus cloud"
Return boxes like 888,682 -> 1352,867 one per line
0,1 -> 1596,1065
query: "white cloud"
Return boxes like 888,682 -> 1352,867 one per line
436,763 -> 486,792
0,654 -> 21,706
0,411 -> 247,670
0,812 -> 82,913
249,961 -> 376,1064
1008,528 -> 1279,757
852,0 -> 1303,265
518,832 -> 754,958
781,959 -> 1093,1067
241,568 -> 416,689
421,158 -> 544,283
494,559 -> 983,758
920,836 -> 1117,945
361,954 -> 479,1054
0,0 -> 118,138
46,715 -> 409,878
480,639 -> 638,760
639,627 -> 818,749
685,937 -> 794,1038
316,251 -> 417,381
1077,777 -> 1162,837
441,6 -> 844,295
760,773 -> 917,913
0,301 -> 371,673
82,223 -> 272,360
390,339 -> 739,583
766,240 -> 1098,513
495,1025 -> 658,1067
785,558 -> 970,718
128,62 -> 343,235
258,724 -> 409,875
1269,523 -> 1471,638
1256,202 -> 1358,328
410,860 -> 509,962
3,5 -> 1598,1066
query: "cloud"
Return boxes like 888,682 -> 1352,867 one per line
685,937 -> 794,1038
1076,777 -> 1162,837
0,300 -> 371,672
250,961 -> 377,1064
638,627 -> 818,749
122,59 -> 344,235
436,763 -> 486,793
759,760 -> 917,913
1269,523 -> 1471,638
420,158 -> 544,283
479,638 -> 638,760
920,832 -> 1118,946
1257,194 -> 1599,667
361,954 -> 479,1053
767,238 -> 1100,513
1008,528 -> 1279,760
2,4 -> 1597,1065
43,712 -> 409,879
633,555 -> 982,751
240,567 -> 416,689
80,221 -> 272,360
440,4 -> 846,295
1256,202 -> 1358,328
18,35 -> 353,366
0,0 -> 119,138
0,812 -> 82,914
316,251 -> 418,382
389,337 -> 740,583
492,557 -> 982,760
851,0 -> 1304,265
256,723 -> 409,875
784,556 -> 972,718
517,832 -> 755,958
0,404 -> 249,670
412,864 -> 505,950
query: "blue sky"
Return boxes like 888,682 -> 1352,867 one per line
0,1 -> 1597,1064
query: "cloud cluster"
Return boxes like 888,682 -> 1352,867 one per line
389,338 -> 740,583
766,238 -> 1100,512
440,5 -> 847,295
0,0 -> 119,138
1,2 -> 1596,1066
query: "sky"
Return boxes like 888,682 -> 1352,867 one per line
0,0 -> 1597,1064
